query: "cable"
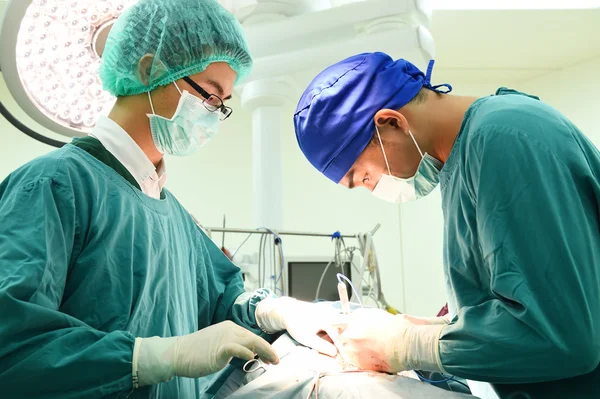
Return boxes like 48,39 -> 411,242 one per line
354,233 -> 372,302
215,228 -> 382,301
356,232 -> 398,313
414,370 -> 455,384
270,239 -> 282,294
260,235 -> 267,288
366,268 -> 382,308
344,247 -> 369,287
315,245 -> 370,302
0,99 -> 68,148
257,233 -> 262,287
354,234 -> 373,304
314,236 -> 362,301
273,239 -> 285,295
365,280 -> 373,304
258,233 -> 266,288
231,228 -> 375,301
231,232 -> 255,259
334,236 -> 342,266
250,228 -> 283,294
369,235 -> 384,300
314,259 -> 335,301
271,236 -> 276,291
233,229 -> 270,289
336,238 -> 370,304
315,235 -> 341,300
263,235 -> 269,289
256,228 -> 284,294
257,227 -> 280,240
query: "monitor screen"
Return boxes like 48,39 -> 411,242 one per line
287,261 -> 352,302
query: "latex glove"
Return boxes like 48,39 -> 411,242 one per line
132,321 -> 279,387
401,314 -> 451,326
335,308 -> 447,374
255,297 -> 338,357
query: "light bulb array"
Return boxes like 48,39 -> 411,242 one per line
15,0 -> 138,132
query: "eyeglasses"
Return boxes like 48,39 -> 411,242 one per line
182,76 -> 233,121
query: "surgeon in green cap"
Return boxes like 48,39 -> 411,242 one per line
0,1 -> 338,398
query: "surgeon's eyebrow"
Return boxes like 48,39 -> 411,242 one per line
206,79 -> 232,100
347,169 -> 355,189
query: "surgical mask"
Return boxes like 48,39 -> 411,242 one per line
147,82 -> 220,156
372,126 -> 442,203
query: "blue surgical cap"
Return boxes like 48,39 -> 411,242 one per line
293,52 -> 452,183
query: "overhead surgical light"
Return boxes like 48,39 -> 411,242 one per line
0,0 -> 431,148
0,0 -> 138,142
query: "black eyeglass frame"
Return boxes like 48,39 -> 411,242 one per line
182,76 -> 233,121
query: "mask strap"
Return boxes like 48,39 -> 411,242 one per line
147,80 -> 183,115
173,80 -> 183,95
375,126 -> 393,175
408,131 -> 424,158
147,91 -> 156,115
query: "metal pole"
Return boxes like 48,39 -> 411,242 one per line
202,227 -> 358,239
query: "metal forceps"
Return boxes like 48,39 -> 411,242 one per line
242,350 -> 293,373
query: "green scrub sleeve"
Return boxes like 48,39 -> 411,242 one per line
199,230 -> 276,338
439,126 -> 600,383
0,178 -> 136,398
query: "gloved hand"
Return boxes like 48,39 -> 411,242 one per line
401,314 -> 451,326
255,297 -> 338,357
133,320 -> 279,387
334,308 -> 447,374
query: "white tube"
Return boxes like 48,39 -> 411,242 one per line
338,282 -> 350,314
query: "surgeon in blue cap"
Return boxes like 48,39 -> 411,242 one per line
294,52 -> 600,398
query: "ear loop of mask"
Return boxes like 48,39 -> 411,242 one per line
147,81 -> 184,115
376,125 -> 425,177
375,126 -> 393,176
147,92 -> 156,115
173,80 -> 183,95
409,131 -> 424,158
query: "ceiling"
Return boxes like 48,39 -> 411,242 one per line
0,1 -> 598,86
432,9 -> 600,83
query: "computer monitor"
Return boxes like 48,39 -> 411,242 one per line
285,257 -> 353,302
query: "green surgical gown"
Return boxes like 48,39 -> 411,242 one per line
0,143 -> 272,398
439,88 -> 600,398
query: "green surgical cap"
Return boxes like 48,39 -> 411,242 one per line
99,0 -> 253,97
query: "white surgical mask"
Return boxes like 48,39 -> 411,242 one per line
372,126 -> 442,203
147,82 -> 220,156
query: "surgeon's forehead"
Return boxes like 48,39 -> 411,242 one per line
190,63 -> 235,98
204,79 -> 231,100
